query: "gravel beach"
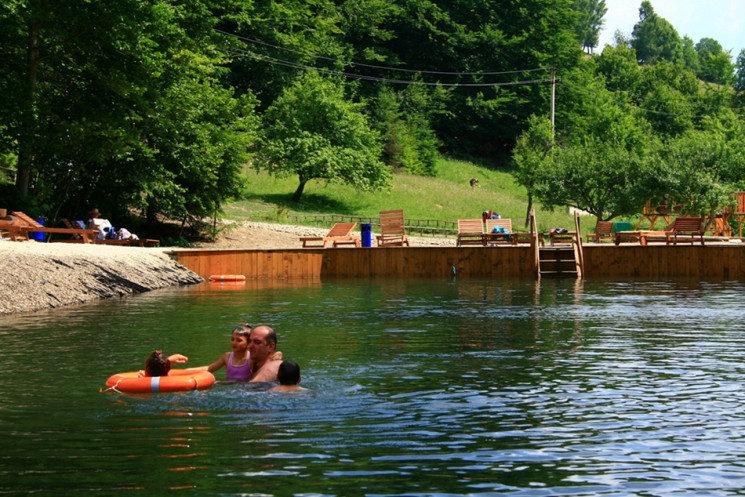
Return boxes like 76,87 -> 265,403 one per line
0,221 -> 453,315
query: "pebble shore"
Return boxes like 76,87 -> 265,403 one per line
0,242 -> 202,315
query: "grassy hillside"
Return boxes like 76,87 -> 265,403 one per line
225,157 -> 589,234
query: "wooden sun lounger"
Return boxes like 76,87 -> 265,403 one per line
587,221 -> 613,243
61,218 -> 159,246
10,211 -> 99,243
484,219 -> 516,246
377,210 -> 409,247
93,238 -> 161,247
669,216 -> 704,245
300,222 -> 360,248
456,219 -> 485,246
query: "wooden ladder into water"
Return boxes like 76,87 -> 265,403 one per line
535,211 -> 584,280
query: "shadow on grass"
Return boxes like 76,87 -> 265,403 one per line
243,193 -> 359,215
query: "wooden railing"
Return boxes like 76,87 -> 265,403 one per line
530,210 -> 541,280
573,211 -> 584,279
287,213 -> 457,237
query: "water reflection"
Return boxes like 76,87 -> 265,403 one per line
2,278 -> 745,495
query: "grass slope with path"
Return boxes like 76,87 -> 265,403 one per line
224,157 -> 605,237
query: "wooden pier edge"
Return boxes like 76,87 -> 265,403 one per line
170,244 -> 745,282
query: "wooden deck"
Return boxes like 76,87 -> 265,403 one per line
171,243 -> 745,281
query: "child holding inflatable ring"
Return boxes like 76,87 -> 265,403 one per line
144,351 -> 189,376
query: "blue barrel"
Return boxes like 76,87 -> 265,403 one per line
360,223 -> 372,247
30,218 -> 45,242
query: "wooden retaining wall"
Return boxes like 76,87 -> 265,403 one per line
171,244 -> 745,282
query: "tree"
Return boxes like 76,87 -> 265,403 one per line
369,85 -> 440,176
533,134 -> 655,223
735,49 -> 745,92
512,115 -> 554,227
0,0 -> 257,232
571,0 -> 607,53
695,37 -> 735,85
652,131 -> 731,217
631,1 -> 682,65
681,35 -> 699,74
255,71 -> 390,201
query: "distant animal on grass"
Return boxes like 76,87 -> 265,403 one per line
470,178 -> 479,188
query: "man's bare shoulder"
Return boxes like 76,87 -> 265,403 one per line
250,359 -> 282,382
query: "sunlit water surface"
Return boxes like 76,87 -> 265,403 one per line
2,277 -> 745,496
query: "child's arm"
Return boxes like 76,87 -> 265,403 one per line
191,353 -> 228,373
270,350 -> 283,361
168,354 -> 188,364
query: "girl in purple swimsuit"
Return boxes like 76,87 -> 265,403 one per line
195,324 -> 281,381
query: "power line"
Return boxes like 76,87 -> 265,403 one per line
221,48 -> 555,88
215,28 -> 551,77
560,79 -> 724,120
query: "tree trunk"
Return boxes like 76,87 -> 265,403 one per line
145,196 -> 157,232
292,180 -> 307,201
16,17 -> 42,199
524,193 -> 533,228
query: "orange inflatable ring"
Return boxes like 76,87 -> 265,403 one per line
104,369 -> 215,393
209,274 -> 246,282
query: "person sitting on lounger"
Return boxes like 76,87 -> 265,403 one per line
86,208 -> 115,240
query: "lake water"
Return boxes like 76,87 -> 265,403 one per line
2,277 -> 745,496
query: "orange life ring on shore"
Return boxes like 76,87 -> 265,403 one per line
104,369 -> 215,393
209,274 -> 246,282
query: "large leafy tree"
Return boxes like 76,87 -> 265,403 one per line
533,62 -> 657,222
695,37 -> 735,85
652,130 -> 732,217
534,134 -> 656,223
571,0 -> 607,53
631,1 -> 682,65
736,49 -> 745,92
255,71 -> 390,201
512,115 -> 554,227
0,0 -> 257,230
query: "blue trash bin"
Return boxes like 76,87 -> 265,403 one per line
360,223 -> 372,247
30,218 -> 45,242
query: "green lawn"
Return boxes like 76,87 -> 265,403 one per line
225,157 -> 598,235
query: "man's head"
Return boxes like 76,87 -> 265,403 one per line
277,361 -> 301,386
248,325 -> 277,364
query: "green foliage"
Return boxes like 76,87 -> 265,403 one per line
0,0 -> 257,233
735,49 -> 745,92
255,71 -> 391,201
513,115 -> 554,224
571,0 -> 607,53
1,0 -> 743,240
695,38 -> 735,85
681,35 -> 700,74
631,1 -> 683,65
369,86 -> 439,176
652,131 -> 732,216
533,133 -> 654,222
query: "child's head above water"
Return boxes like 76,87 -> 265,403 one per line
277,361 -> 301,385
145,350 -> 171,377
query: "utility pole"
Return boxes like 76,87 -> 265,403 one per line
550,68 -> 556,137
